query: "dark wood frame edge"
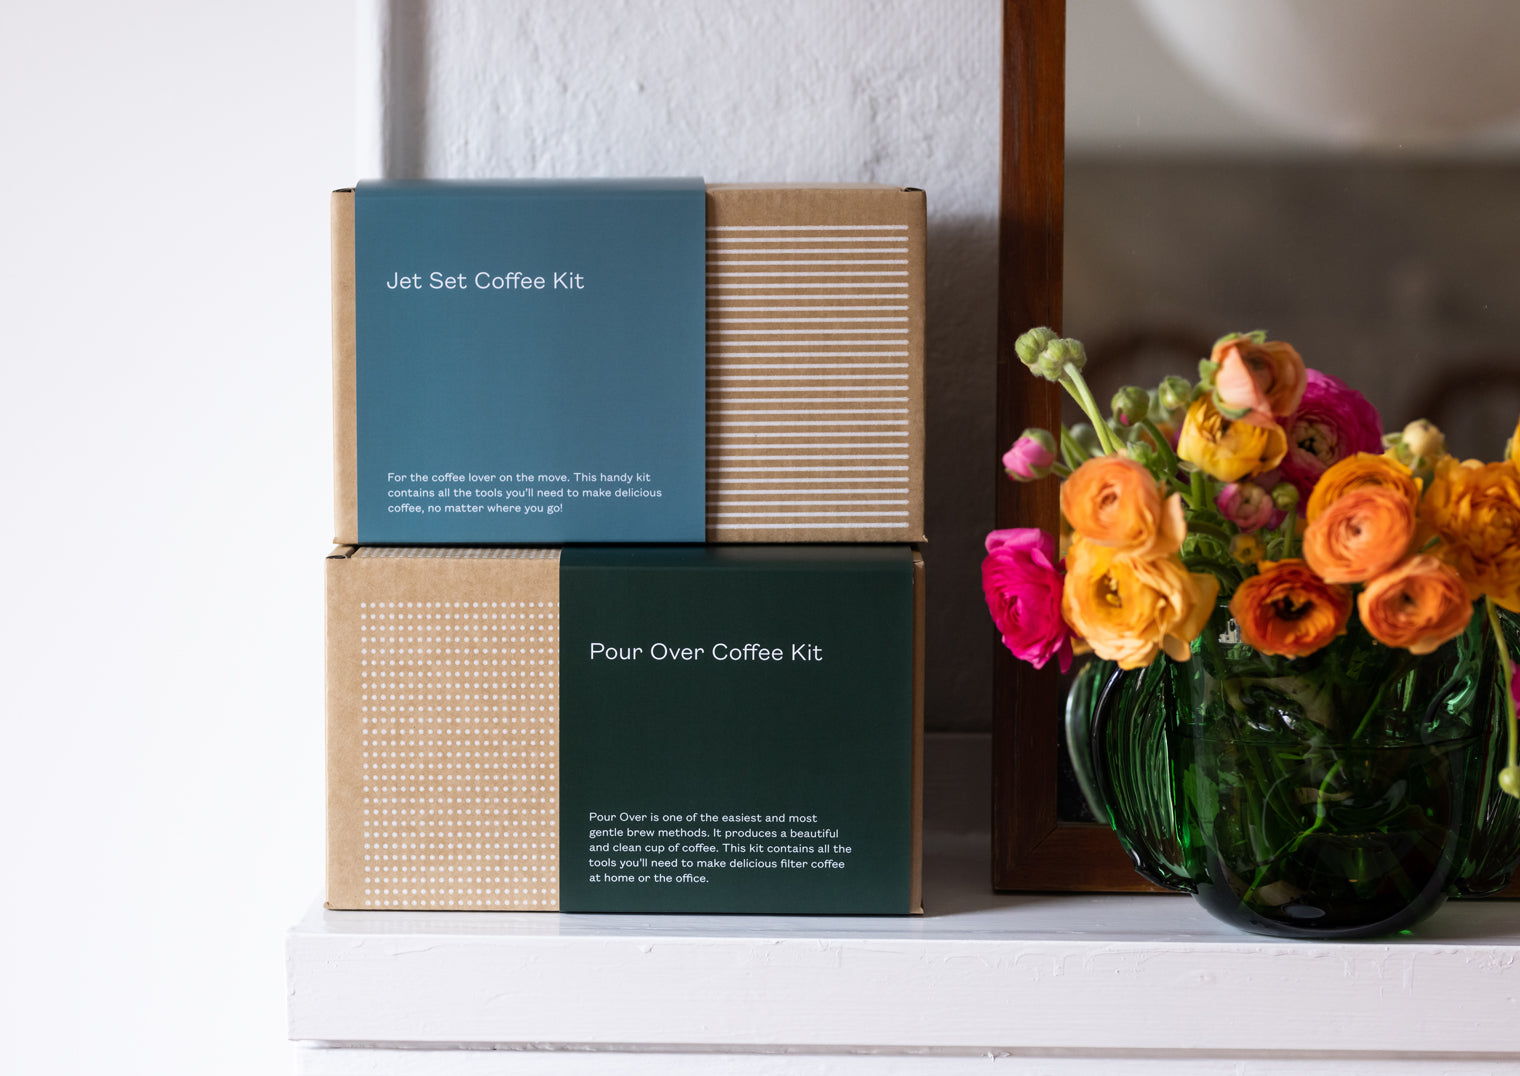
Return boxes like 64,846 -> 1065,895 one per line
992,0 -> 1165,893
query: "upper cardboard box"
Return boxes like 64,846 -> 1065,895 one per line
333,182 -> 926,545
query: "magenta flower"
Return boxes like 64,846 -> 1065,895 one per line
982,528 -> 1073,672
1215,481 -> 1278,532
1002,428 -> 1058,481
1279,369 -> 1384,501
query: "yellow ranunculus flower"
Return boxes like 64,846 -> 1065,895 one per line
1061,455 -> 1186,559
1061,536 -> 1219,670
1176,398 -> 1288,483
1421,457 -> 1520,612
1230,533 -> 1265,565
1510,413 -> 1520,465
1305,452 -> 1420,523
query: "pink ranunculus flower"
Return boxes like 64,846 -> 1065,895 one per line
982,528 -> 1073,672
1279,369 -> 1385,502
1212,335 -> 1307,420
1002,428 -> 1058,481
1215,481 -> 1278,532
1512,664 -> 1520,712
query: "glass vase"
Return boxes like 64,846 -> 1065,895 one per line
1067,604 -> 1520,939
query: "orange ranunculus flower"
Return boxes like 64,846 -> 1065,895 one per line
1176,398 -> 1288,482
1357,555 -> 1474,655
1301,486 -> 1416,584
1061,536 -> 1219,669
1212,334 -> 1307,419
1305,452 -> 1420,523
1421,457 -> 1520,612
1061,455 -> 1186,559
1230,559 -> 1352,658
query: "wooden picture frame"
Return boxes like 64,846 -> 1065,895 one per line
991,0 -> 1163,892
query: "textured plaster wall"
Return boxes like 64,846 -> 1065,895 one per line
383,0 -> 1003,729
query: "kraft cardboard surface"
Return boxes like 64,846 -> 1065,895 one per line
325,544 -> 924,914
332,183 -> 926,545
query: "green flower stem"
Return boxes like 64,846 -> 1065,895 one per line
1350,653 -> 1414,741
1138,417 -> 1182,474
1484,598 -> 1518,776
1243,758 -> 1345,905
1189,469 -> 1207,513
1059,425 -> 1091,470
1060,365 -> 1126,456
1187,519 -> 1233,544
1273,504 -> 1298,560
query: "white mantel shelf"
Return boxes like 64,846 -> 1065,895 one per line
287,830 -> 1520,1074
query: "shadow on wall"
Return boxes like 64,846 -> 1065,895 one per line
923,213 -> 999,734
1064,159 -> 1520,461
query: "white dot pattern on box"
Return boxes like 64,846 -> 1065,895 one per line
353,597 -> 560,909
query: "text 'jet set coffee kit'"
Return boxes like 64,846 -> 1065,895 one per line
322,179 -> 928,914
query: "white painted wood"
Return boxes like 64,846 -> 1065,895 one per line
291,1046 -> 1520,1076
287,826 -> 1520,1060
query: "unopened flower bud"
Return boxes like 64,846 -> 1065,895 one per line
1014,328 -> 1086,382
1125,436 -> 1160,470
1500,765 -> 1520,800
1049,336 -> 1087,372
1069,423 -> 1102,457
1217,482 -> 1276,532
1014,327 -> 1059,369
1157,375 -> 1192,413
1270,482 -> 1300,513
1387,419 -> 1447,471
1002,427 -> 1059,481
1110,386 -> 1150,427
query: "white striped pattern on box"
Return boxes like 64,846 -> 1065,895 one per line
704,195 -> 924,543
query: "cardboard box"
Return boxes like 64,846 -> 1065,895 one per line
332,182 -> 926,545
326,544 -> 925,914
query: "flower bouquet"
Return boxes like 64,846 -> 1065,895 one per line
986,328 -> 1520,937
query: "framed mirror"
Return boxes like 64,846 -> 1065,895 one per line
993,0 -> 1520,893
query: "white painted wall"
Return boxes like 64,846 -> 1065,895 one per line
0,3 -> 352,1074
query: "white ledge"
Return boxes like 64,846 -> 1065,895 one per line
287,828 -> 1520,1059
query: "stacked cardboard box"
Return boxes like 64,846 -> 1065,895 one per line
324,181 -> 926,913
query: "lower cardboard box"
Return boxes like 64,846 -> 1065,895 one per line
326,544 -> 924,914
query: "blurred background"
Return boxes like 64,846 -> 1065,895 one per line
1066,0 -> 1520,464
2,2 -> 1518,1072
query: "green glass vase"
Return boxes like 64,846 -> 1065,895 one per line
1067,605 -> 1520,938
